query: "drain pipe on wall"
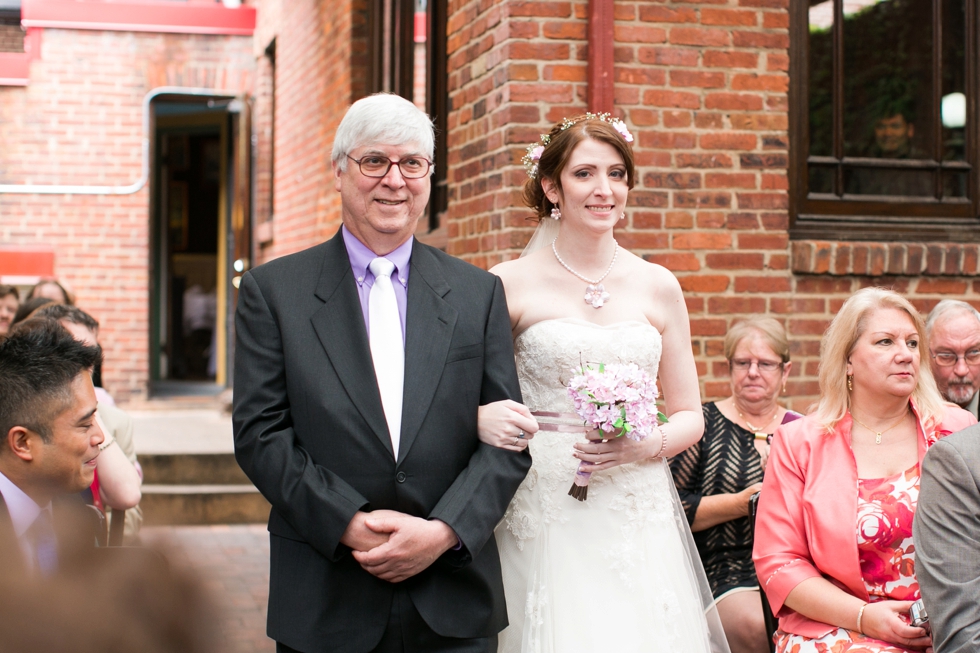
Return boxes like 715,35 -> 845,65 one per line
587,0 -> 615,114
0,86 -> 239,195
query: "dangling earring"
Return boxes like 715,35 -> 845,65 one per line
782,383 -> 787,394
847,375 -> 853,392
550,206 -> 561,220
619,212 -> 625,221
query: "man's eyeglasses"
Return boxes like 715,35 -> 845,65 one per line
730,359 -> 784,373
931,350 -> 980,367
347,155 -> 432,179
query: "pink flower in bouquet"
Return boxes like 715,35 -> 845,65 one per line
565,363 -> 667,500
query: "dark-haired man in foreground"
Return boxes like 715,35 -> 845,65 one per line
0,318 -> 105,574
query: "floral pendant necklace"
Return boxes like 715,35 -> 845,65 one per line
551,238 -> 619,309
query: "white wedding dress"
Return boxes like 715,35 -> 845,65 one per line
495,318 -> 730,653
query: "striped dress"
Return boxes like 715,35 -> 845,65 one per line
670,402 -> 800,599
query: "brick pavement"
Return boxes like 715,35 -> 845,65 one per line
141,524 -> 274,653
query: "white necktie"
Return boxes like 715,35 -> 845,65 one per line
368,257 -> 404,459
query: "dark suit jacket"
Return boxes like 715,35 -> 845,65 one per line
232,231 -> 530,653
914,426 -> 980,653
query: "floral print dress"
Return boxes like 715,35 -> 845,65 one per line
774,463 -> 922,653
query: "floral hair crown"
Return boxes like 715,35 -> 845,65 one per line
521,112 -> 634,180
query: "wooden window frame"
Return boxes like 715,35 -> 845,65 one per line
789,0 -> 980,242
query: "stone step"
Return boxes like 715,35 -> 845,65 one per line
140,452 -> 249,485
137,452 -> 270,526
141,484 -> 270,526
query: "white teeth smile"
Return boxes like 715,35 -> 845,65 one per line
377,200 -> 402,205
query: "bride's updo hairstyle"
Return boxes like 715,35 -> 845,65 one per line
522,115 -> 636,220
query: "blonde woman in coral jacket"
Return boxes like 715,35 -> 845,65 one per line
753,287 -> 976,653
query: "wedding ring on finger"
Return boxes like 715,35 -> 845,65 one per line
517,429 -> 526,439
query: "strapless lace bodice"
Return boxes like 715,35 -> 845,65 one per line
514,319 -> 663,413
497,319 -> 722,653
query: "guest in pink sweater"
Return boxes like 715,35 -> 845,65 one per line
753,287 -> 975,653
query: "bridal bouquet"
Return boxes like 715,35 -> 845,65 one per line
566,363 -> 668,501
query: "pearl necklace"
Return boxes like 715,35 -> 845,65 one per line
551,238 -> 619,309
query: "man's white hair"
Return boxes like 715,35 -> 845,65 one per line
331,93 -> 434,171
925,299 -> 980,337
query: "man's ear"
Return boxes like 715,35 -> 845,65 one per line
5,426 -> 36,462
540,177 -> 561,206
334,159 -> 344,191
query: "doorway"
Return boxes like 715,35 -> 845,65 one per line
150,96 -> 251,396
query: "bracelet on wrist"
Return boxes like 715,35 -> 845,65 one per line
654,426 -> 668,457
856,602 -> 868,635
98,437 -> 116,452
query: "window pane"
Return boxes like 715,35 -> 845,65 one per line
809,164 -> 837,195
844,165 -> 935,196
413,0 -> 427,110
942,0 -> 967,161
842,0 -> 934,160
943,171 -> 968,197
808,0 -> 834,157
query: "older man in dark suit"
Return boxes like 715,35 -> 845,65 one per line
233,93 -> 531,653
914,426 -> 980,652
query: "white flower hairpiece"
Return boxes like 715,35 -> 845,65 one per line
522,112 -> 634,180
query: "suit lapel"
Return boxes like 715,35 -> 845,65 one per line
399,244 -> 457,463
310,232 -> 393,456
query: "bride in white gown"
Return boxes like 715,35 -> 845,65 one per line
477,114 -> 731,653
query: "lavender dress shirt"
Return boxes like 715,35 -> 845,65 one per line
341,225 -> 412,342
0,469 -> 49,569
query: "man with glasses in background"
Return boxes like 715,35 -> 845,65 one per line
925,300 -> 980,419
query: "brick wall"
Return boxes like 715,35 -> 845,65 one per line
445,0 -> 980,411
254,0 -> 361,264
0,29 -> 253,401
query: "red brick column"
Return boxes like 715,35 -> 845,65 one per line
445,0 -> 591,269
262,0 -> 359,259
610,0 -> 793,400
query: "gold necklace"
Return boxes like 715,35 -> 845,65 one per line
736,404 -> 780,435
850,409 -> 909,445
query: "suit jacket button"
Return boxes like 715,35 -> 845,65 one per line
396,471 -> 407,483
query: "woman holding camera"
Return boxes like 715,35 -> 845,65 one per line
753,288 -> 975,652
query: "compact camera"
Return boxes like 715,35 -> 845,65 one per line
910,599 -> 929,628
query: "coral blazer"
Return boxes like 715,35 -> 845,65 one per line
753,402 -> 976,638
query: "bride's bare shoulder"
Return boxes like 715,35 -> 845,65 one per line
489,249 -> 550,281
618,249 -> 683,295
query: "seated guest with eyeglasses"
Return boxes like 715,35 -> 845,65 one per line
754,288 -> 976,653
671,316 -> 801,653
925,300 -> 980,419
